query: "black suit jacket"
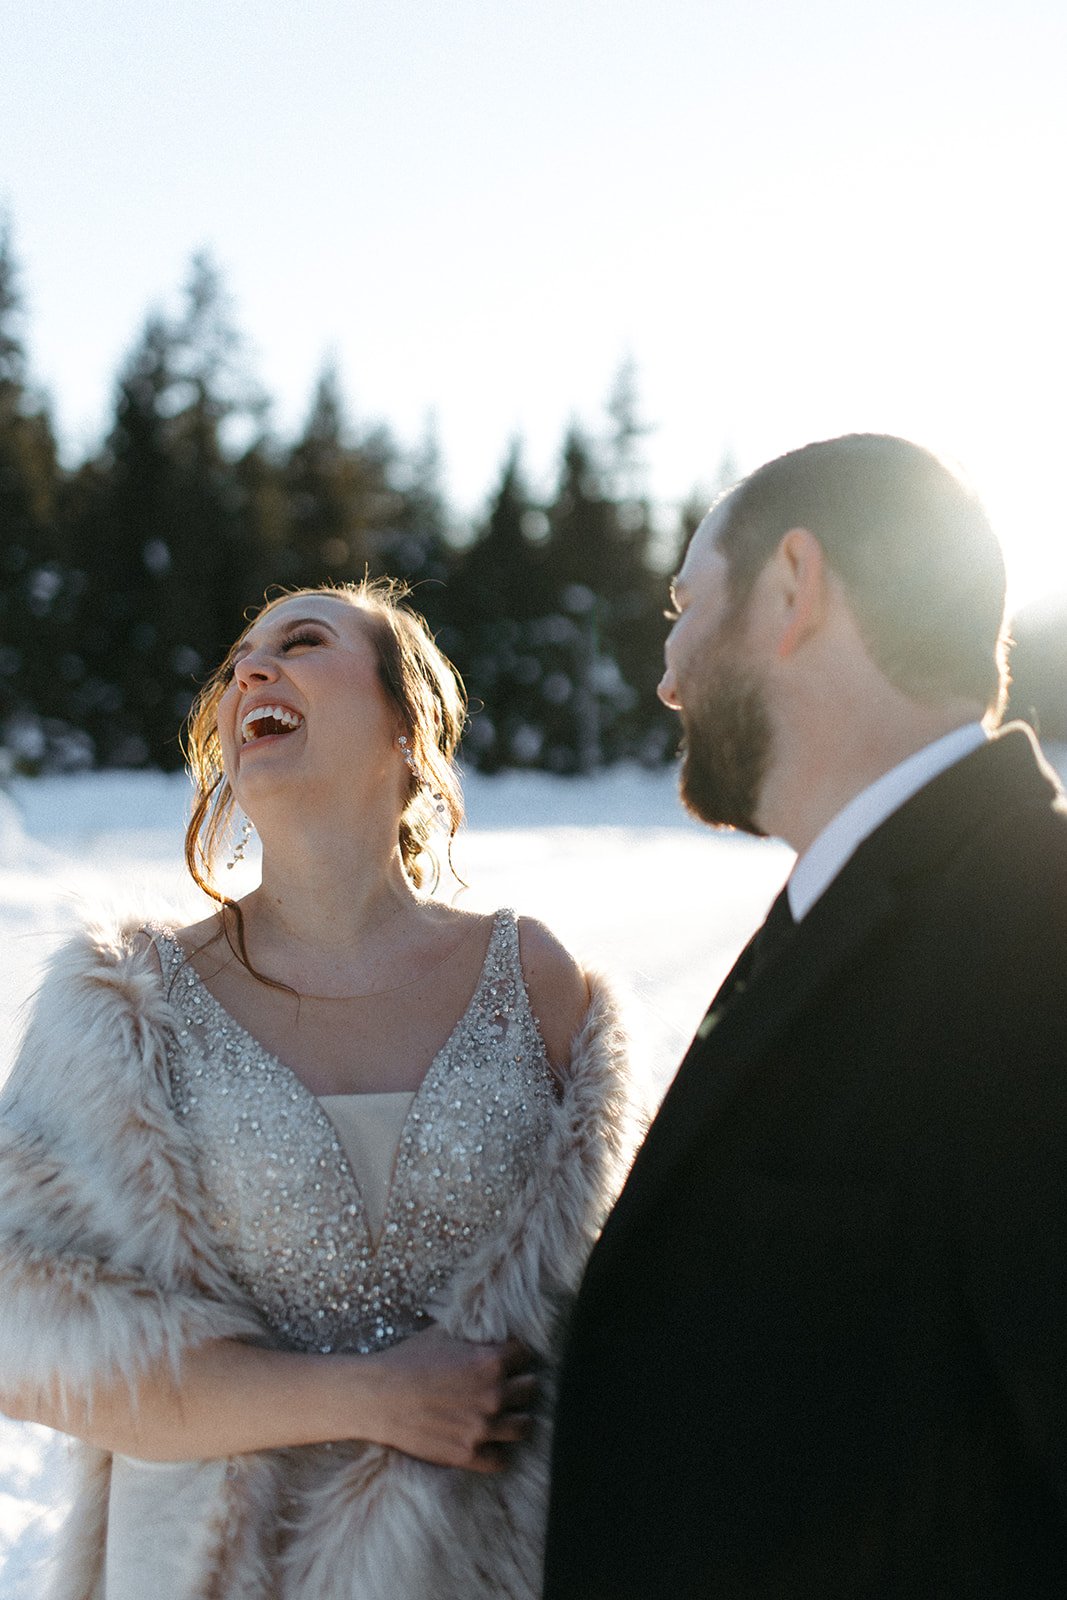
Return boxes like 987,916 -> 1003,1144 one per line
544,726 -> 1067,1599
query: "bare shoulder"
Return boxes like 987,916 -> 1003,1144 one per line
516,916 -> 590,1080
172,911 -> 226,952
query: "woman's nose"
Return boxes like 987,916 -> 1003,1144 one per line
234,649 -> 280,690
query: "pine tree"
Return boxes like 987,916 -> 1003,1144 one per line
164,253 -> 270,661
376,420 -> 454,638
600,367 -> 676,762
68,256 -> 268,766
281,362 -> 381,588
0,220 -> 71,773
233,432 -> 289,604
450,442 -> 562,770
544,419 -> 661,770
604,357 -> 652,507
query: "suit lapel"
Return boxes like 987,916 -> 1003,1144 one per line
591,725 -> 1058,1274
593,867 -> 899,1264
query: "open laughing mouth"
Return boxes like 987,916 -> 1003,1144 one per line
240,705 -> 305,745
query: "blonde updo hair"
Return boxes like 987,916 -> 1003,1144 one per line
183,577 -> 467,909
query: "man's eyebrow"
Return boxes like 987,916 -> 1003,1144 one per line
232,616 -> 341,661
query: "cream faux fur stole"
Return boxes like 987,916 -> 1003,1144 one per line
0,916 -> 640,1600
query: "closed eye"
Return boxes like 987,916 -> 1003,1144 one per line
224,617 -> 340,680
280,630 -> 327,653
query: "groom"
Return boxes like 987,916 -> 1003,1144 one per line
543,435 -> 1067,1597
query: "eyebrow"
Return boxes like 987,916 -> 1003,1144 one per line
232,616 -> 341,662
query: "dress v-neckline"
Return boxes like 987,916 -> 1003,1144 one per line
155,910 -> 508,1254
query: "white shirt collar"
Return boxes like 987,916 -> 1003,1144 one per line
787,722 -> 988,922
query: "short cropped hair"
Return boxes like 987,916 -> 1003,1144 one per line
716,434 -> 1009,717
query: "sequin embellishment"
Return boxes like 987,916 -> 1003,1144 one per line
151,912 -> 554,1356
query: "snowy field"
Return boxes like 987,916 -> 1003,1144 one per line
0,764 -> 793,1594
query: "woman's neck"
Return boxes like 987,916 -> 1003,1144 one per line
241,829 -> 423,962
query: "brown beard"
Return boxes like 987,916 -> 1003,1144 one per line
678,655 -> 771,837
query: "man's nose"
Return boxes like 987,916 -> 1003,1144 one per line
657,665 -> 681,710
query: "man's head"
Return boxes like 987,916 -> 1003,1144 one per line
660,434 -> 1009,834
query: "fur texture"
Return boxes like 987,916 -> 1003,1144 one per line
0,917 -> 639,1599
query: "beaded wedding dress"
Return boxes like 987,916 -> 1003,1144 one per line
110,908 -> 557,1598
0,907 -> 634,1599
152,908 -> 557,1360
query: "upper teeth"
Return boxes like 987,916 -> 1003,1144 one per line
241,705 -> 304,743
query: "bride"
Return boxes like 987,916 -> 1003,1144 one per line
0,578 -> 637,1599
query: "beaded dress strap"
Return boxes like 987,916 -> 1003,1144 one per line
141,924 -> 186,994
496,905 -> 521,957
488,907 -> 542,1027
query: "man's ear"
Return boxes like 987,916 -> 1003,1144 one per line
773,527 -> 828,658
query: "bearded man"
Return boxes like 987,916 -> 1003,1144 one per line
543,434 -> 1067,1598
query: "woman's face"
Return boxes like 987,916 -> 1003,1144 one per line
216,595 -> 404,816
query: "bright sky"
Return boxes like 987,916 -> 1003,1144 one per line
3,0 -> 1066,608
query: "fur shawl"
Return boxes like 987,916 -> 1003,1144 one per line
0,916 -> 640,1600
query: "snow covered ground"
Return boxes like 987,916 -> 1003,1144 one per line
0,764 -> 792,1594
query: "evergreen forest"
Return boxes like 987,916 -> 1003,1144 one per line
0,226 -> 717,778
6,224 -> 1057,782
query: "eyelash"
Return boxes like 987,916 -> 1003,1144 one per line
280,630 -> 324,653
225,630 -> 324,680
663,609 -> 681,623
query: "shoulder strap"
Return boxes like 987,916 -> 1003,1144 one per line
492,905 -> 520,968
481,907 -> 542,1035
141,922 -> 180,979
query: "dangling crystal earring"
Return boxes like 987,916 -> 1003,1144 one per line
227,814 -> 254,870
398,734 -> 417,774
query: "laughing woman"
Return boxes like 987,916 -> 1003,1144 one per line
0,579 -> 637,1600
